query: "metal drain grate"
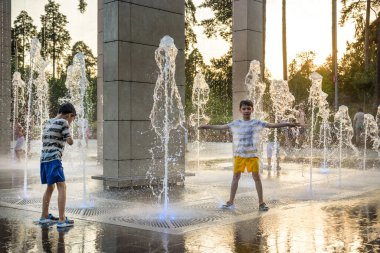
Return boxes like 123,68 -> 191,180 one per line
0,197 -> 23,205
109,216 -> 171,228
17,198 -> 41,205
170,216 -> 221,228
0,191 -> 289,234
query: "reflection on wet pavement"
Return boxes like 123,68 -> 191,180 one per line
0,191 -> 379,252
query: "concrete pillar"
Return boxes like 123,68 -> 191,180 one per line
97,0 -> 104,165
0,0 -> 12,156
232,0 -> 263,119
100,0 -> 185,187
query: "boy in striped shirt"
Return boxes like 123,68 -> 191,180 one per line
199,100 -> 299,211
38,103 -> 76,228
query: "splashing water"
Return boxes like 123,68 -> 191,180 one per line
245,61 -> 268,168
269,79 -> 295,171
149,36 -> 185,212
362,114 -> 380,170
189,72 -> 210,169
245,60 -> 266,120
34,57 -> 50,142
376,105 -> 380,131
334,105 -> 358,186
12,72 -> 26,146
308,72 -> 330,191
65,53 -> 89,205
24,38 -> 46,196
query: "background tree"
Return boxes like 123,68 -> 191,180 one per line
333,0 -> 338,110
13,10 -> 37,72
282,0 -> 288,80
288,51 -> 316,103
199,0 -> 233,124
66,41 -> 97,124
339,2 -> 380,111
78,0 -> 87,13
204,51 -> 233,124
340,0 -> 380,72
66,41 -> 97,78
38,0 -> 71,79
199,0 -> 232,42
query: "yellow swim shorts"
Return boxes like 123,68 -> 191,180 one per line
233,156 -> 259,174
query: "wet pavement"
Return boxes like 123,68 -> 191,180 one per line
0,141 -> 379,252
0,192 -> 379,252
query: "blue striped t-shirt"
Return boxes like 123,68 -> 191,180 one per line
227,119 -> 267,158
40,118 -> 71,163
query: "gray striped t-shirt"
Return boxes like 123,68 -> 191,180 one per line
41,118 -> 71,163
227,119 -> 267,158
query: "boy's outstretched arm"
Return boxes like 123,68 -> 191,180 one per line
199,124 -> 229,130
265,122 -> 301,129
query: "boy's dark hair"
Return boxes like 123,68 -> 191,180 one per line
239,99 -> 253,108
59,103 -> 76,116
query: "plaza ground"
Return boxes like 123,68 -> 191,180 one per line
0,141 -> 379,252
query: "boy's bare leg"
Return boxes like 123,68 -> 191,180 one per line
252,172 -> 264,204
56,182 -> 67,222
42,184 -> 55,218
228,172 -> 241,204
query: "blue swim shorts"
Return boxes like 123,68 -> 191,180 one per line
40,160 -> 65,185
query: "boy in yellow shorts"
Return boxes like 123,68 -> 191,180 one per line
199,99 -> 299,211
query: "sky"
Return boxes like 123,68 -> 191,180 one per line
12,0 -> 359,79
193,0 -> 357,78
12,0 -> 98,55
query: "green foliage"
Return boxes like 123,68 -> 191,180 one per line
185,48 -> 206,118
185,0 -> 233,124
78,0 -> 87,14
339,18 -> 378,108
66,41 -> 97,125
288,51 -> 316,104
66,41 -> 97,78
85,76 -> 97,124
340,0 -> 380,26
199,0 -> 232,42
203,50 -> 233,124
315,56 -> 335,105
13,10 -> 37,72
185,0 -> 197,54
38,0 -> 71,78
48,76 -> 68,117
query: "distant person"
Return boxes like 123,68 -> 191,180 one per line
266,129 -> 281,172
294,103 -> 307,147
376,105 -> 380,137
14,120 -> 25,161
199,99 -> 300,211
38,103 -> 76,228
353,108 -> 365,146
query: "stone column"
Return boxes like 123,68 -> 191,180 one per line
100,0 -> 185,187
0,0 -> 11,156
97,0 -> 104,165
232,0 -> 263,119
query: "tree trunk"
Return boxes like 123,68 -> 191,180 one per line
365,0 -> 371,71
262,0 -> 266,80
22,25 -> 25,71
282,0 -> 287,80
52,17 -> 56,79
376,20 -> 380,107
332,0 -> 338,111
